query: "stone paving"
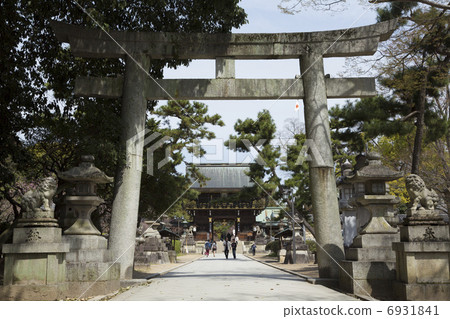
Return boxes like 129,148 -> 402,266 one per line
132,253 -> 203,279
133,253 -> 320,280
250,254 -> 320,278
110,253 -> 356,301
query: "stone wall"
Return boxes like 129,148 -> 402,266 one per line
134,237 -> 170,265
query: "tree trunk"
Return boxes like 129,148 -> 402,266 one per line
411,70 -> 429,174
285,198 -> 316,238
298,215 -> 316,238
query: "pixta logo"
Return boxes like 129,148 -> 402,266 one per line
193,138 -> 326,166
127,130 -> 326,175
127,129 -> 172,176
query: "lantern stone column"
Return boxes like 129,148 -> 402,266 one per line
339,152 -> 403,300
109,53 -> 150,279
59,155 -> 120,298
300,53 -> 345,279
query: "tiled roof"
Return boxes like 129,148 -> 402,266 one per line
191,164 -> 253,189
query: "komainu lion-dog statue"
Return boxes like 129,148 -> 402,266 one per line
22,177 -> 58,217
405,174 -> 439,212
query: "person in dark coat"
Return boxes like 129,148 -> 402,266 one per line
231,240 -> 237,259
223,239 -> 230,259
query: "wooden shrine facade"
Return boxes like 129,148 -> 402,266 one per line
185,164 -> 265,241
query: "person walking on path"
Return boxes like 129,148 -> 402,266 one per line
204,240 -> 211,257
251,243 -> 256,256
223,239 -> 230,259
212,241 -> 217,257
231,240 -> 237,259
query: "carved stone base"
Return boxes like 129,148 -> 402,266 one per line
339,232 -> 399,300
2,244 -> 69,290
393,281 -> 450,301
0,283 -> 68,301
17,218 -> 59,228
393,241 -> 450,301
403,212 -> 445,226
400,224 -> 449,242
254,236 -> 268,245
1,225 -> 69,300
13,227 -> 62,243
63,235 -> 120,299
339,260 -> 397,300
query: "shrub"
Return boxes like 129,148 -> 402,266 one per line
265,240 -> 280,256
174,240 -> 181,254
306,240 -> 316,253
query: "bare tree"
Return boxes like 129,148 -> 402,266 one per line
370,0 -> 450,10
278,0 -> 450,14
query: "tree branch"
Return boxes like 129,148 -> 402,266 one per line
400,110 -> 420,121
369,0 -> 450,10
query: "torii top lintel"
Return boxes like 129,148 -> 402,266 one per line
51,19 -> 397,59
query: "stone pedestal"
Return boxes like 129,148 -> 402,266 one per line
168,250 -> 177,263
279,249 -> 287,263
393,215 -> 450,300
294,248 -> 311,264
195,242 -> 205,254
182,244 -> 197,253
135,222 -> 170,264
254,244 -> 266,255
185,233 -> 196,245
339,192 -> 402,300
134,237 -> 170,265
182,232 -> 196,253
340,233 -> 399,299
292,225 -> 311,263
1,226 -> 69,300
63,235 -> 120,298
282,238 -> 311,264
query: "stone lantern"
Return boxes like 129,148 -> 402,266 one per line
339,151 -> 404,300
57,155 -> 120,297
347,152 -> 403,234
58,155 -> 113,235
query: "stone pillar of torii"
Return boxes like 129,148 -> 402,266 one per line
51,19 -> 397,279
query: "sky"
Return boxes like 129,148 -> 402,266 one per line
157,0 -> 379,165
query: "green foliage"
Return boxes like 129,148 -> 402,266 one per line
139,100 -> 225,219
387,178 -> 409,214
214,220 -> 234,239
376,1 -> 418,23
331,5 -> 449,176
282,132 -> 313,223
0,1 -> 247,225
374,132 -> 449,210
225,109 -> 281,201
226,112 -> 316,230
330,97 -> 413,153
305,240 -> 316,253
378,5 -> 449,174
174,240 -> 181,255
265,240 -> 281,256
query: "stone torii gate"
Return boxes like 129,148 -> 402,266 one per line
51,19 -> 397,280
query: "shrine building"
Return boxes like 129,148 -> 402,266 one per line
185,164 -> 265,241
